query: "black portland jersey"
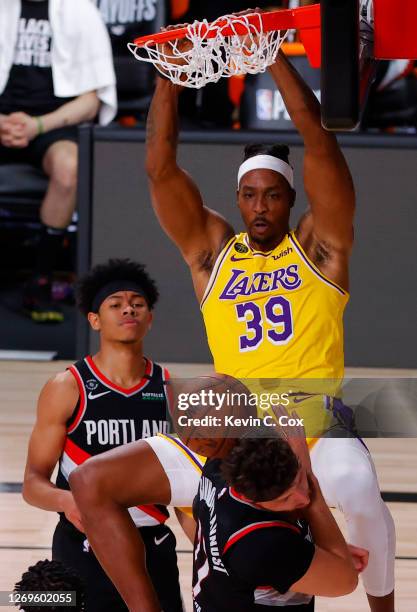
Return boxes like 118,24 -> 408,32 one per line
193,460 -> 315,611
56,356 -> 171,527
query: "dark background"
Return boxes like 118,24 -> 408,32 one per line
83,129 -> 417,368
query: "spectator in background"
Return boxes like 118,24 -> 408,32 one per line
92,0 -> 162,56
0,0 -> 116,323
92,0 -> 166,122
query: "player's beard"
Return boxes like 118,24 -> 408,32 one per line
248,227 -> 280,250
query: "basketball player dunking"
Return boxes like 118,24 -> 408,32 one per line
142,48 -> 395,612
23,259 -> 184,612
71,47 -> 395,612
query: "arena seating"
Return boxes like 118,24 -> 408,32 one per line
106,1 -> 167,119
362,61 -> 417,129
0,164 -> 47,230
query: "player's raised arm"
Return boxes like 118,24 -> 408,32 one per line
69,440 -> 172,611
269,51 -> 355,254
145,78 -> 233,268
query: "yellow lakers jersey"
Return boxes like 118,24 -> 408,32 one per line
201,231 -> 348,382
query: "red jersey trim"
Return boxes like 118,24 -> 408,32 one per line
85,355 -> 153,396
162,367 -> 173,417
256,586 -> 274,591
67,366 -> 87,434
223,520 -> 301,554
64,437 -> 91,465
229,487 -> 262,509
137,504 -> 168,524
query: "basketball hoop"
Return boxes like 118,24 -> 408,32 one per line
128,5 -> 321,89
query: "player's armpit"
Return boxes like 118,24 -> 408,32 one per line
290,546 -> 358,597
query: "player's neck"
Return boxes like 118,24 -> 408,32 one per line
247,228 -> 288,253
92,343 -> 146,388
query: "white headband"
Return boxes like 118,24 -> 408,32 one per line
237,155 -> 294,189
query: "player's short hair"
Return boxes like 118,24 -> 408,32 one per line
221,436 -> 299,502
14,559 -> 85,611
76,258 -> 159,315
243,143 -> 291,165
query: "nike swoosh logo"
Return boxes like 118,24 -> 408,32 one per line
154,533 -> 170,546
230,255 -> 252,262
292,394 -> 316,404
88,390 -> 111,400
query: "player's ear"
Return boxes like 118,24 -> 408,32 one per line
87,311 -> 101,332
148,311 -> 154,330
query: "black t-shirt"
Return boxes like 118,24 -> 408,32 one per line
0,0 -> 72,115
193,459 -> 315,611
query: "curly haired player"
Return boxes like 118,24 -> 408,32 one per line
23,259 -> 183,611
14,559 -> 85,611
192,434 -> 368,611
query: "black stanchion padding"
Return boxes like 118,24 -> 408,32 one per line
321,0 -> 359,130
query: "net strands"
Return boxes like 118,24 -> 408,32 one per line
128,13 -> 288,89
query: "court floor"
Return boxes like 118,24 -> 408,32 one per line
1,361 -> 416,611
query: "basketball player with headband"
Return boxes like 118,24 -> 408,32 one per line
142,47 -> 396,612
70,43 -> 395,612
23,259 -> 185,611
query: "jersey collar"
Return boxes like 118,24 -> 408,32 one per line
85,355 -> 153,396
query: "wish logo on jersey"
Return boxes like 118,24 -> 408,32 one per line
219,264 -> 302,300
272,246 -> 293,260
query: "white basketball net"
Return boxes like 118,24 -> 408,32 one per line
128,13 -> 288,89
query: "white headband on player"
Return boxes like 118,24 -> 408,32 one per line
237,155 -> 294,189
